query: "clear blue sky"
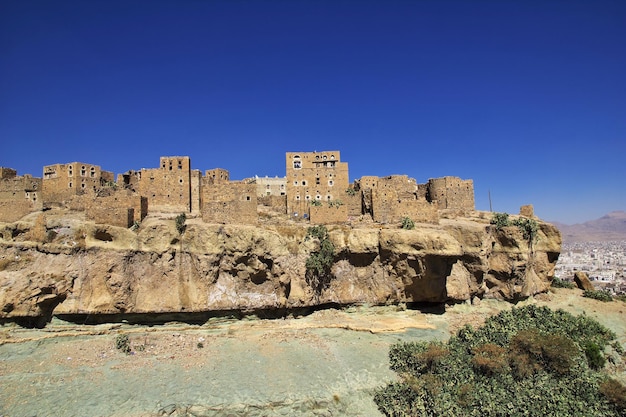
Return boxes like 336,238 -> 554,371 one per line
1,0 -> 624,224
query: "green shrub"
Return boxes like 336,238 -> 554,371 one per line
512,217 -> 539,242
115,334 -> 131,354
552,277 -> 576,289
490,212 -> 510,230
400,217 -> 415,230
305,225 -> 335,295
584,342 -> 607,370
310,199 -> 322,206
584,290 -> 613,302
345,187 -> 357,196
175,213 -> 187,234
375,305 -> 621,417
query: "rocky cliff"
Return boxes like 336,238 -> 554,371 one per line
0,212 -> 561,326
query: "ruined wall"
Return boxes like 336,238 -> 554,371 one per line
86,207 -> 134,228
202,182 -> 257,225
191,170 -> 202,213
205,168 -> 229,185
285,151 -> 349,217
343,191 -> 362,217
0,168 -> 17,179
42,162 -> 113,206
367,175 -> 438,224
426,176 -> 475,211
70,188 -> 148,224
0,172 -> 43,222
310,204 -> 348,224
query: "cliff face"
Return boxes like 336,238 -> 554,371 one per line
0,214 -> 561,325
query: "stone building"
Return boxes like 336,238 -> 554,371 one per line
249,175 -> 287,198
285,151 -> 349,218
358,175 -> 439,224
42,162 -> 114,206
118,156 -> 197,213
426,176 -> 475,211
0,168 -> 43,222
205,168 -> 230,185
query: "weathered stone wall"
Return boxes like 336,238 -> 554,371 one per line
0,167 -> 17,179
365,175 -> 438,224
69,189 -> 147,224
205,168 -> 229,184
427,176 -> 475,211
0,201 -> 36,222
131,156 -> 193,213
0,173 -> 43,222
258,195 -> 287,213
86,206 -> 134,228
42,162 -> 113,206
202,182 -> 257,225
310,204 -> 348,224
343,192 -> 362,217
191,170 -> 202,213
286,151 -> 349,217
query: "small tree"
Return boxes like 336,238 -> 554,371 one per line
175,213 -> 187,234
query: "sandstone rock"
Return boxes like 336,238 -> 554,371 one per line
0,211 -> 562,325
574,271 -> 595,291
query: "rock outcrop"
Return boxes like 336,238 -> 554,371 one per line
0,212 -> 561,326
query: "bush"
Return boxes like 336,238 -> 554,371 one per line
175,213 -> 186,234
584,290 -> 613,302
490,212 -> 510,230
375,305 -> 621,416
512,217 -> 539,242
400,217 -> 415,230
552,277 -> 576,289
305,225 -> 335,295
600,378 -> 626,412
115,334 -> 131,354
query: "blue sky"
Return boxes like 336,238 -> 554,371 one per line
1,0 -> 624,224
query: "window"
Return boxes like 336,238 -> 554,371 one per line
327,195 -> 331,200
302,180 -> 307,186
328,180 -> 334,186
296,195 -> 300,200
246,196 -> 251,201
316,195 -> 321,200
323,155 -> 327,160
316,177 -> 320,185
305,195 -> 310,200
330,155 -> 335,160
293,160 -> 301,169
294,181 -> 298,186
68,182 -> 72,188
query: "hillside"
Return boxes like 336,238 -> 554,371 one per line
554,211 -> 626,243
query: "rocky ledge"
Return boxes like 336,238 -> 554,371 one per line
0,212 -> 561,326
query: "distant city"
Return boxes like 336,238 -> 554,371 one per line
555,241 -> 626,294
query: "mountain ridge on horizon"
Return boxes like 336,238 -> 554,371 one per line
551,210 -> 626,243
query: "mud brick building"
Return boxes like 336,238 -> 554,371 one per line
285,151 -> 349,218
42,162 -> 114,207
0,168 -> 43,222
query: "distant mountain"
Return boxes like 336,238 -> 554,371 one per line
553,211 -> 626,243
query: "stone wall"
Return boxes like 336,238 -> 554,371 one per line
258,195 -> 287,213
310,204 -> 348,224
202,182 -> 257,225
0,167 -> 17,179
0,201 -> 36,222
86,207 -> 134,228
0,172 -> 43,222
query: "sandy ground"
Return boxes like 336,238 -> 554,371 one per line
1,288 -> 625,417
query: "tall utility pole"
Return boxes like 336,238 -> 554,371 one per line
489,190 -> 492,212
